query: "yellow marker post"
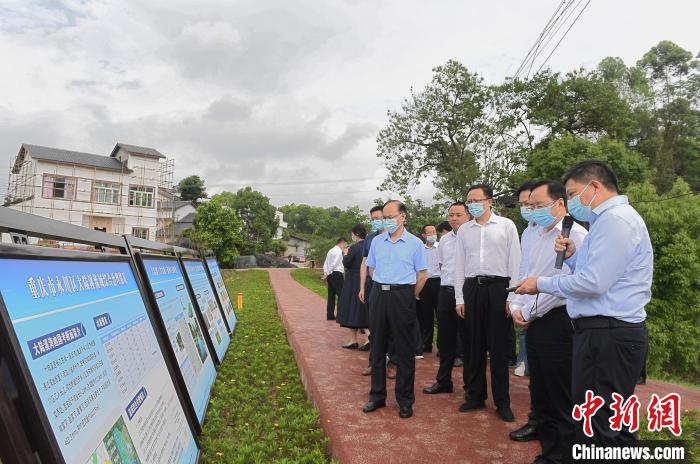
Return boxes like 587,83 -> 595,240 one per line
237,292 -> 243,310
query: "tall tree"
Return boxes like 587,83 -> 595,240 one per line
219,187 -> 278,255
176,175 -> 208,201
190,198 -> 242,267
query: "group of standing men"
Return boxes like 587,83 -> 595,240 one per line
351,160 -> 652,463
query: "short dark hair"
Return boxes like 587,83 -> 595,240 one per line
369,205 -> 383,214
562,160 -> 619,193
530,180 -> 567,205
351,224 -> 367,239
449,201 -> 468,212
437,221 -> 452,233
383,199 -> 407,214
467,183 -> 493,199
422,224 -> 436,233
516,179 -> 539,196
336,237 -> 347,244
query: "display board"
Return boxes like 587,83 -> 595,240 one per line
181,258 -> 230,363
139,255 -> 216,426
204,257 -> 238,332
0,255 -> 199,464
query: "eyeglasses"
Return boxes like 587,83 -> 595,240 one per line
526,200 -> 557,210
465,198 -> 491,205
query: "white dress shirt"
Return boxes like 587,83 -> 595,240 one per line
323,245 -> 344,274
510,219 -> 588,321
437,230 -> 458,287
424,243 -> 441,278
454,212 -> 521,305
518,223 -> 539,280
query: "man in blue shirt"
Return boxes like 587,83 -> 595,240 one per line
516,160 -> 652,449
363,200 -> 428,419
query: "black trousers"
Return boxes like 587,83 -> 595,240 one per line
435,286 -> 467,387
417,277 -> 440,351
326,271 -> 344,320
463,278 -> 510,407
369,284 -> 417,408
572,325 -> 648,447
527,306 -> 575,463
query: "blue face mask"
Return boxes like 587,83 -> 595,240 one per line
568,182 -> 596,222
530,204 -> 557,228
520,206 -> 534,223
383,218 -> 399,234
426,235 -> 437,244
371,219 -> 383,232
467,202 -> 486,218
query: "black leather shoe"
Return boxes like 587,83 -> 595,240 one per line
358,342 -> 371,351
458,400 -> 485,412
362,400 -> 386,413
342,342 -> 359,349
399,406 -> 413,418
496,406 -> 515,422
423,382 -> 454,394
509,423 -> 538,442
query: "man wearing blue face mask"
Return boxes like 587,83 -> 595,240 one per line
510,180 -> 587,464
363,200 -> 428,419
454,184 -> 521,422
516,160 -> 652,449
417,224 -> 440,354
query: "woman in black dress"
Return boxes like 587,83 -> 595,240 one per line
336,224 -> 369,349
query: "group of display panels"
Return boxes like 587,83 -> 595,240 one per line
0,244 -> 238,464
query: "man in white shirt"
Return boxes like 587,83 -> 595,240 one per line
454,184 -> 521,422
417,224 -> 441,353
510,180 -> 587,464
423,202 -> 470,395
323,238 -> 347,320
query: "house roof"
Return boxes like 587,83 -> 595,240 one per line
289,234 -> 311,243
14,144 -> 132,173
111,143 -> 165,159
177,212 -> 197,224
159,200 -> 195,210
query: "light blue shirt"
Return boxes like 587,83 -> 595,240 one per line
366,229 -> 427,285
537,196 -> 653,323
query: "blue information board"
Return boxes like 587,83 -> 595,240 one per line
205,257 -> 238,332
0,257 -> 199,464
141,256 -> 217,425
182,259 -> 230,362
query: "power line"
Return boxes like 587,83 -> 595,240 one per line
526,0 -> 583,78
512,0 -> 567,79
633,191 -> 700,203
534,0 -> 592,75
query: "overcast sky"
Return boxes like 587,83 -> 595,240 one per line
0,0 -> 697,209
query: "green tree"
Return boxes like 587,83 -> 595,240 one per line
176,175 -> 208,201
190,198 -> 242,268
269,239 -> 288,257
627,179 -> 700,382
219,187 -> 278,255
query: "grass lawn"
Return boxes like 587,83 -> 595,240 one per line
290,268 -> 327,299
199,269 -> 331,463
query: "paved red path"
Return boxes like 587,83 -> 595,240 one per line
267,269 -> 699,464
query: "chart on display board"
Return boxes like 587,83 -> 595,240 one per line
181,259 -> 230,362
204,257 -> 237,331
140,256 -> 217,425
0,257 -> 199,464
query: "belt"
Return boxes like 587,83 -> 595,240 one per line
571,316 -> 646,331
428,276 -> 440,280
374,283 -> 414,291
441,285 -> 455,293
467,275 -> 510,285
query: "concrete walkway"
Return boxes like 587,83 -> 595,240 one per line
267,269 -> 699,464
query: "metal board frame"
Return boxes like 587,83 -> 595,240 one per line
0,243 -> 201,463
200,252 -> 238,334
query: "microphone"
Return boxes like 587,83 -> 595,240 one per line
555,216 -> 574,270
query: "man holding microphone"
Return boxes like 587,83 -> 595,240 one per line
510,180 -> 587,464
516,160 -> 652,448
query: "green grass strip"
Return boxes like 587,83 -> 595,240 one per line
200,269 -> 331,463
290,268 -> 327,299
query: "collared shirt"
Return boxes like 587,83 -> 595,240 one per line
437,230 -> 458,287
323,245 -> 344,274
363,230 -> 382,282
366,229 -> 427,285
424,242 -> 441,278
537,196 -> 653,323
510,219 -> 588,321
454,212 -> 521,305
518,223 -> 539,281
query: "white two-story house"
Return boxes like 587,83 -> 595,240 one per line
5,142 -> 168,241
